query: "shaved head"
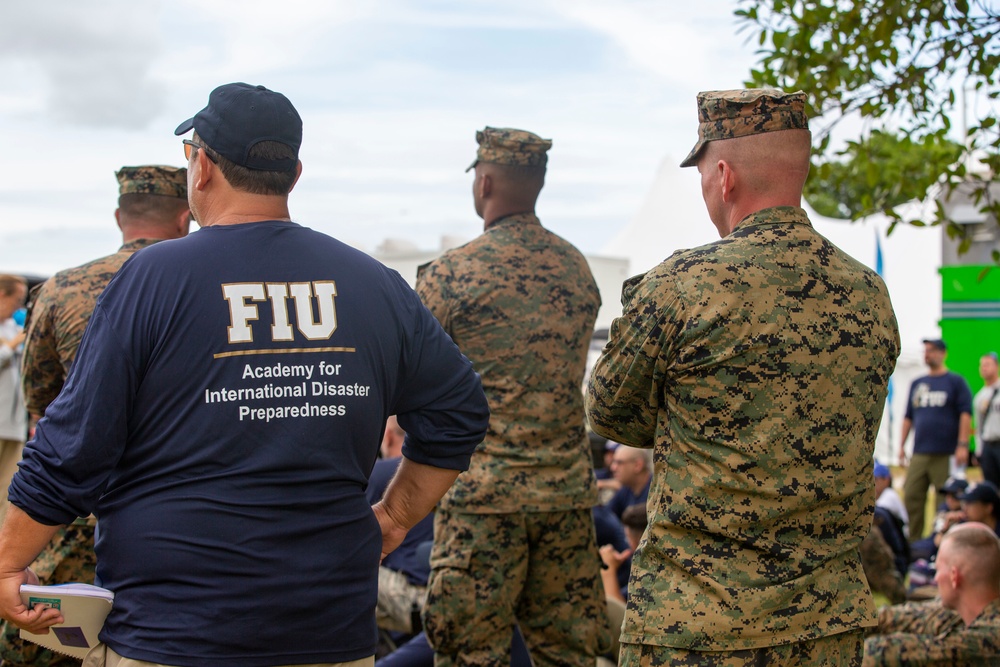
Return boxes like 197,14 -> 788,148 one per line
702,129 -> 812,199
942,522 -> 1000,590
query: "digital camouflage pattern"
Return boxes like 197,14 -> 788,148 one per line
862,599 -> 1000,666
620,630 -> 863,667
422,508 -> 611,667
464,127 -> 551,172
679,89 -> 808,167
416,213 -> 600,512
587,206 -> 900,651
21,239 -> 162,416
416,208 -> 606,667
115,165 -> 187,198
0,524 -> 96,666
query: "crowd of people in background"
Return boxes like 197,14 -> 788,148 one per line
863,338 -> 1000,664
0,82 -> 997,667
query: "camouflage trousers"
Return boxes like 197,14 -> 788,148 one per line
82,645 -> 375,667
423,508 -> 612,667
0,523 -> 97,667
619,630 -> 863,667
377,565 -> 427,634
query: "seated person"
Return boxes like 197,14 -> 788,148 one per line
595,440 -> 622,504
599,503 -> 647,604
957,480 -> 1000,534
605,445 -> 651,519
874,462 -> 909,536
863,523 -> 1000,665
861,523 -> 906,605
909,477 -> 968,564
873,505 -> 910,579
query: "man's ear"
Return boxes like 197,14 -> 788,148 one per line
719,160 -> 736,203
114,208 -> 122,232
193,149 -> 214,191
287,161 -> 303,194
479,173 -> 492,199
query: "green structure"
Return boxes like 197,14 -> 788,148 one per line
940,265 -> 1000,452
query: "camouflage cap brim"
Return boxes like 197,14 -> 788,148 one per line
680,89 -> 809,168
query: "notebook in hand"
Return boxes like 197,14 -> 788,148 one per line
19,583 -> 114,659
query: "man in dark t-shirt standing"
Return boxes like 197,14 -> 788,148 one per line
0,83 -> 489,667
901,338 -> 973,541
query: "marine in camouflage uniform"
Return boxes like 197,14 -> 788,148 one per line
3,166 -> 188,667
863,522 -> 1000,666
587,90 -> 900,665
417,127 -> 611,667
862,601 -> 1000,666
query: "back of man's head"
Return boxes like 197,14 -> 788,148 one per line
115,165 -> 191,238
943,522 -> 1000,594
481,162 -> 546,207
380,415 -> 406,459
0,274 -> 27,298
615,445 -> 653,473
175,83 -> 302,197
468,126 -> 550,213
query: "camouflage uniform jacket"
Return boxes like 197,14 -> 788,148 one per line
587,206 -> 900,650
863,599 -> 1000,666
416,213 -> 600,513
21,239 -> 162,415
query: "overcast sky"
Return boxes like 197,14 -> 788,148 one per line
0,0 -> 759,275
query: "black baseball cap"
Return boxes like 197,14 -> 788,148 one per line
922,338 -> 947,351
940,477 -> 969,495
959,481 -> 1000,506
175,83 -> 301,172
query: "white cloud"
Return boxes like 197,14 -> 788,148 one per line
0,2 -> 166,128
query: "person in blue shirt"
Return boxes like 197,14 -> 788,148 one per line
606,445 -> 652,520
900,339 -> 973,541
0,83 -> 489,667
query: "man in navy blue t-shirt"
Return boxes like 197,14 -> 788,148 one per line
0,83 -> 489,667
900,338 -> 973,541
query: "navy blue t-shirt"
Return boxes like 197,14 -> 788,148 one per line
607,475 -> 651,520
904,372 -> 973,455
11,221 -> 488,666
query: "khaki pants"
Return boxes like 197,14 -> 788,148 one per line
903,453 -> 952,541
82,645 -> 374,667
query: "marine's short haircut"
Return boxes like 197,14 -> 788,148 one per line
118,193 -> 190,224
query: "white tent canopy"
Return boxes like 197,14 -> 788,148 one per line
602,156 -> 943,463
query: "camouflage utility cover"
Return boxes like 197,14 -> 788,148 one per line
416,212 -> 600,512
680,89 -> 808,167
465,127 -> 551,172
21,240 -> 162,416
116,165 -> 187,198
863,598 -> 1000,665
587,206 -> 900,650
